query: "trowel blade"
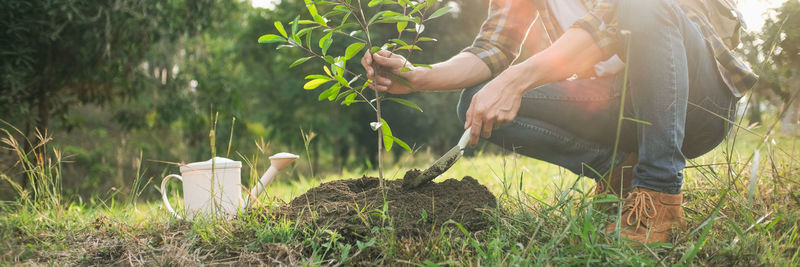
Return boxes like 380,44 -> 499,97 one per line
404,145 -> 463,188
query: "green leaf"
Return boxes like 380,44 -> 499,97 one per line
318,31 -> 333,49
388,73 -> 415,90
292,16 -> 300,36
344,43 -> 365,60
333,57 -> 346,75
313,14 -> 326,26
305,0 -> 326,25
297,26 -> 316,38
341,93 -> 358,106
417,37 -> 437,42
380,118 -> 393,151
303,79 -> 330,90
292,35 -> 302,46
333,5 -> 349,12
368,11 -> 387,25
305,74 -> 329,80
413,63 -> 433,69
428,6 -> 452,20
290,57 -> 312,68
318,83 -> 341,101
390,136 -> 411,152
321,37 -> 333,55
397,45 -> 422,50
274,21 -> 287,38
333,23 -> 359,31
258,34 -> 285,44
323,55 -> 335,64
323,65 -> 332,76
342,11 -> 352,25
367,0 -> 381,7
410,3 -> 426,15
391,38 -> 409,46
381,11 -> 403,17
335,88 -> 355,101
396,21 -> 408,33
377,16 -> 413,23
370,46 -> 381,53
386,97 -> 422,112
335,74 -> 349,87
305,29 -> 313,48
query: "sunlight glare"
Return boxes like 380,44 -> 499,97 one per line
252,0 -> 279,10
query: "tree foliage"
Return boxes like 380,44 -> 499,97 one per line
740,1 -> 800,129
0,0 -> 236,131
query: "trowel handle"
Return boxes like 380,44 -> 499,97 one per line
457,127 -> 472,149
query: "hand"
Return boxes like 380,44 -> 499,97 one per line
361,50 -> 418,94
464,75 -> 524,147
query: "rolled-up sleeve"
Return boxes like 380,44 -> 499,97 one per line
570,0 -> 620,60
462,0 -> 538,76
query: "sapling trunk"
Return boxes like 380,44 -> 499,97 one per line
375,91 -> 384,189
356,0 -> 385,189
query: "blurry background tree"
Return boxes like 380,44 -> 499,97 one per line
0,0 -> 235,133
741,0 -> 800,135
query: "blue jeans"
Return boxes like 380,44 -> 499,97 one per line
456,0 -> 736,194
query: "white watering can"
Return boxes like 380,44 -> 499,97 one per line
160,153 -> 299,219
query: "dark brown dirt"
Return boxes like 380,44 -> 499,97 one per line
281,169 -> 497,241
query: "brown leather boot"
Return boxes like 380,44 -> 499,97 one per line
603,187 -> 687,244
594,153 -> 636,213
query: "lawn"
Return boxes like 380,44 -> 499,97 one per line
1,124 -> 799,265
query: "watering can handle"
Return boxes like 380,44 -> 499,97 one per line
161,174 -> 184,220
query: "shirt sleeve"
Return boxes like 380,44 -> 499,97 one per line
462,0 -> 538,77
570,0 -> 620,60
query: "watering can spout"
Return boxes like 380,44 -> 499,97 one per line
246,152 -> 299,208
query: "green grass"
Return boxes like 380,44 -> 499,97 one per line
1,123 -> 799,265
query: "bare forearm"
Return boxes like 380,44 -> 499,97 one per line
501,28 -> 605,95
412,52 -> 492,92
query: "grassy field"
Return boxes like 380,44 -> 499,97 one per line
1,123 -> 799,265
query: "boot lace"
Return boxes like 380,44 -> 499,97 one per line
622,190 -> 657,230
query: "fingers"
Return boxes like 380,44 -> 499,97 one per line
468,120 -> 482,147
362,52 -> 373,79
370,75 -> 392,92
376,76 -> 392,86
465,97 -> 481,147
372,52 -> 405,69
374,50 -> 394,57
481,119 -> 493,140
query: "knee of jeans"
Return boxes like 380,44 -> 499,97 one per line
456,83 -> 484,123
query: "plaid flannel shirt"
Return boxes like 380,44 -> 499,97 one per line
463,0 -> 758,97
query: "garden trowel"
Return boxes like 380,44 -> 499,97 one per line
404,127 -> 472,188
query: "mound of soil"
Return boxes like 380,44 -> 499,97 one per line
281,169 -> 496,240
